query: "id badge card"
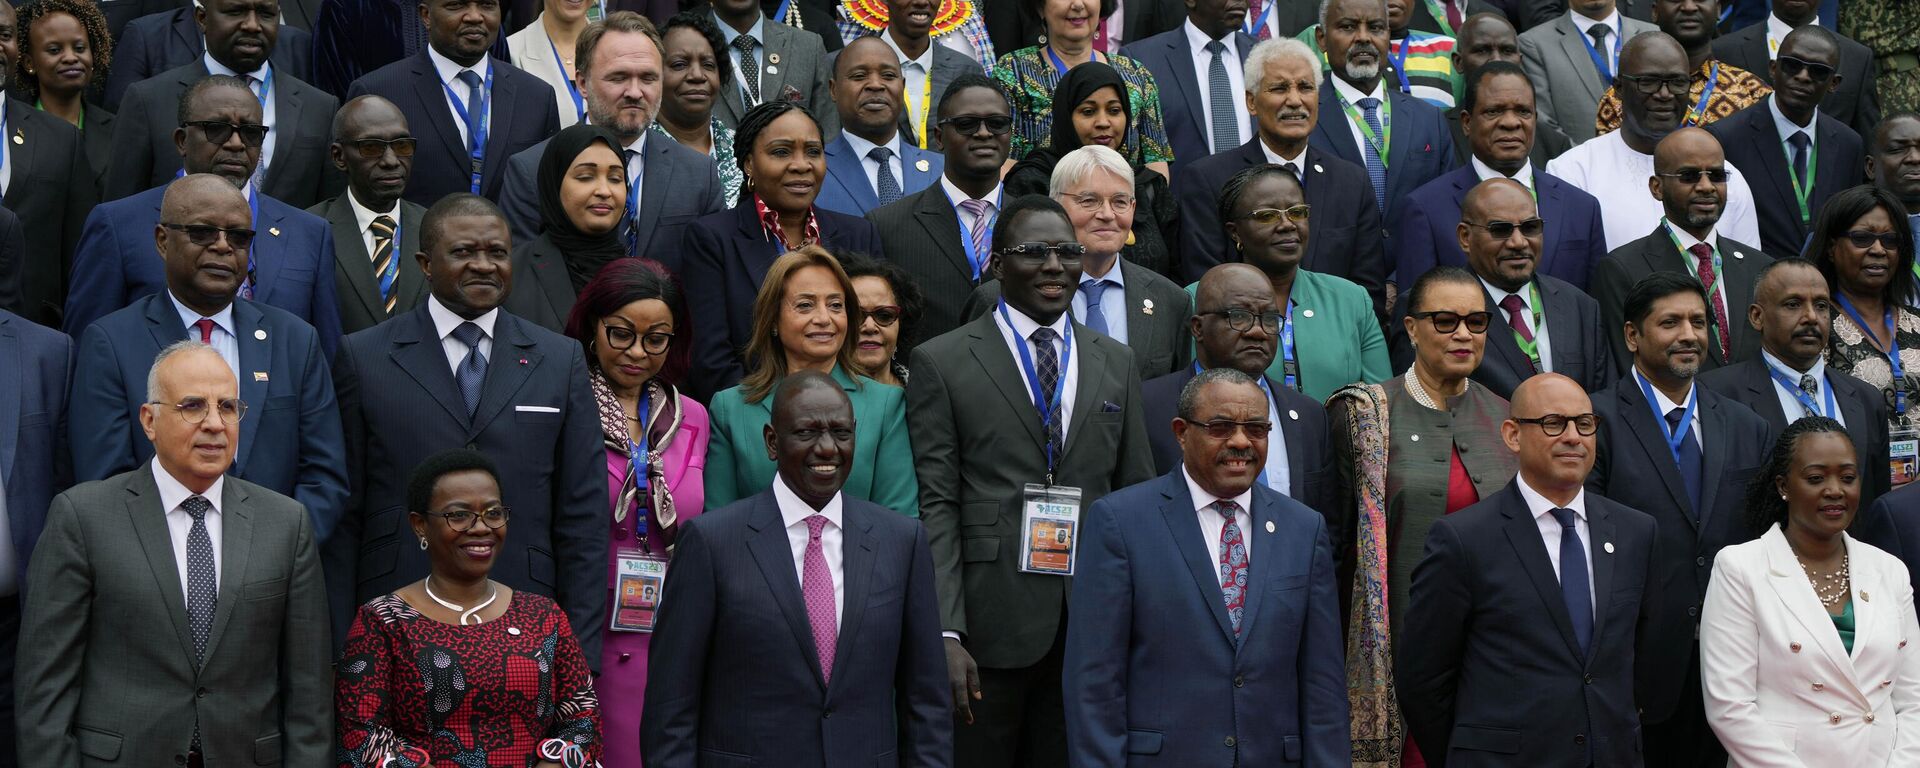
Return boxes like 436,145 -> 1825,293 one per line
1891,428 -> 1918,487
611,549 -> 668,633
1018,484 -> 1083,576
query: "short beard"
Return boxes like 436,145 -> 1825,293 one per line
1343,59 -> 1380,83
1678,205 -> 1722,231
588,103 -> 653,142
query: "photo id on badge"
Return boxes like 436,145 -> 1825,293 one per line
1891,429 -> 1918,487
611,550 -> 669,633
1019,484 -> 1083,576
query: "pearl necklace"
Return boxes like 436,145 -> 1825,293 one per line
425,576 -> 499,625
1404,367 -> 1461,411
1797,551 -> 1852,608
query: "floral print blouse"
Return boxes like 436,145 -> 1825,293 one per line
992,47 -> 1173,166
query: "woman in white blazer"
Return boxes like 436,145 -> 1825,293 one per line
505,0 -> 595,126
1701,417 -> 1920,767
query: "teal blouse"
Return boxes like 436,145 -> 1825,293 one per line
1834,600 -> 1856,654
1184,269 -> 1392,402
703,366 -> 920,515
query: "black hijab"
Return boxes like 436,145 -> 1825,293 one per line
538,123 -> 631,292
1008,60 -> 1134,193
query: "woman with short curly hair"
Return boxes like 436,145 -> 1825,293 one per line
15,0 -> 114,189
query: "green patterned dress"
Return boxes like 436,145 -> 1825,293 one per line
991,46 -> 1173,166
653,117 -> 744,204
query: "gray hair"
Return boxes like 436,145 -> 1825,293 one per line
147,340 -> 220,403
1177,367 -> 1263,421
1048,144 -> 1134,199
1244,37 -> 1323,93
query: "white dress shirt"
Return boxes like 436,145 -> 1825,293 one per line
168,292 -> 240,376
842,130 -> 905,200
1471,155 -> 1536,192
1762,349 -> 1845,424
994,303 -> 1080,447
1765,12 -> 1795,59
427,46 -> 494,148
1259,139 -> 1309,184
1480,276 -> 1554,373
1568,8 -> 1623,77
1184,466 -> 1254,579
714,11 -> 768,106
623,131 -> 647,216
1072,257 -> 1129,345
880,31 -> 936,143
1634,367 -> 1705,447
204,53 -> 277,184
1258,376 -> 1292,496
1183,20 -> 1252,154
153,457 -> 226,604
1329,73 -> 1391,171
348,187 -> 402,262
1663,219 -> 1738,329
1517,475 -> 1594,607
427,294 -> 498,373
1545,130 -> 1764,251
773,472 -> 844,627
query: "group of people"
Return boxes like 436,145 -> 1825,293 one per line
8,0 -> 1920,765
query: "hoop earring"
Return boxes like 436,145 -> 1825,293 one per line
419,537 -> 429,550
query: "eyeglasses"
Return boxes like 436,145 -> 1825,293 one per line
1066,193 -> 1135,214
342,137 -> 418,159
147,397 -> 249,425
1617,73 -> 1691,96
1467,217 -> 1545,239
182,119 -> 269,147
161,222 -> 257,250
1187,419 -> 1273,440
1512,412 -> 1602,437
422,505 -> 512,532
862,304 -> 903,327
995,241 -> 1088,263
601,322 -> 673,355
1777,55 -> 1836,83
1199,308 -> 1283,333
937,115 -> 1014,135
1844,230 -> 1904,250
1656,168 -> 1730,185
1240,205 -> 1311,225
1411,310 -> 1493,334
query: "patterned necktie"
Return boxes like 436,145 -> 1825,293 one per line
868,146 -> 901,206
193,318 -> 214,345
1205,40 -> 1238,154
451,321 -> 488,417
1800,374 -> 1821,416
734,35 -> 762,105
801,514 -> 837,682
1549,507 -> 1592,657
1030,327 -> 1063,459
958,198 -> 991,281
1666,407 -> 1704,522
1688,243 -> 1732,360
247,75 -> 269,191
455,70 -> 484,155
371,215 -> 398,314
1078,278 -> 1112,336
1214,500 -> 1248,636
1358,97 -> 1388,215
623,149 -> 642,255
1587,24 -> 1613,84
1247,0 -> 1270,40
181,495 -> 218,665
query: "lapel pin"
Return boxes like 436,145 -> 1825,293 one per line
1288,409 -> 1300,420
253,371 -> 269,382
1733,251 -> 1745,259
1791,642 -> 1803,653
1265,520 -> 1276,533
507,626 -> 521,636
1410,433 -> 1420,442
1864,590 -> 1871,602
1142,298 -> 1154,315
519,357 -> 529,365
1302,308 -> 1314,318
766,64 -> 779,74
254,329 -> 267,340
11,131 -> 21,145
1604,541 -> 1615,554
768,53 -> 780,65
1313,163 -> 1324,173
915,158 -> 930,172
269,227 -> 281,237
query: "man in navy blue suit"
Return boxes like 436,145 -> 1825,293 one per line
309,0 -> 508,98
1394,61 -> 1608,291
346,0 -> 560,206
0,307 -> 70,763
63,75 -> 343,355
815,36 -> 942,217
1067,367 -> 1348,766
68,174 -> 349,542
1120,0 -> 1256,177
643,371 -> 951,768
103,3 -> 314,110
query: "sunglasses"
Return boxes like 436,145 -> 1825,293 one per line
1186,419 -> 1273,440
862,305 -> 903,327
183,120 -> 269,147
1656,168 -> 1730,185
161,222 -> 256,250
1617,73 -> 1691,96
938,115 -> 1014,135
1844,230 -> 1904,250
1467,217 -> 1545,239
343,137 -> 418,159
1513,412 -> 1602,437
996,241 -> 1089,263
1241,205 -> 1311,225
1411,310 -> 1493,334
1777,55 -> 1836,83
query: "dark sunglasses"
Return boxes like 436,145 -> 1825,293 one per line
862,305 -> 903,327
1617,73 -> 1691,96
996,241 -> 1089,263
343,137 -> 418,159
1657,168 -> 1730,185
1467,217 -> 1545,239
1411,310 -> 1493,334
1198,308 -> 1283,333
1777,55 -> 1836,83
1186,419 -> 1273,440
161,222 -> 256,250
1845,230 -> 1904,250
183,119 -> 269,147
1513,412 -> 1602,437
938,115 -> 1014,135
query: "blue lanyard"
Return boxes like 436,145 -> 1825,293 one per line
773,0 -> 794,23
1574,20 -> 1622,86
1766,364 -> 1839,419
442,63 -> 494,195
1000,301 -> 1072,478
948,186 -> 1001,281
628,391 -> 652,536
1837,294 -> 1906,414
1635,370 -> 1699,467
548,35 -> 586,124
1045,45 -> 1090,76
1686,62 -> 1719,126
255,65 -> 273,108
1278,299 -> 1298,391
1388,37 -> 1412,96
1243,1 -> 1273,38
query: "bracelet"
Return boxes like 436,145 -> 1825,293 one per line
538,737 -> 597,768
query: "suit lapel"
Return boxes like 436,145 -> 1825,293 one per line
912,186 -> 975,285
1748,111 -> 1799,221
267,74 -> 305,184
326,196 -> 386,320
389,308 -> 472,426
1537,174 -> 1566,273
5,101 -> 40,193
1739,359 -> 1789,425
1539,279 -> 1584,378
1236,491 -> 1280,643
731,203 -> 780,285
1482,284 -> 1536,378
1311,85 -> 1361,165
1762,529 -> 1859,680
744,494 -> 829,690
825,137 -> 879,212
0,319 -> 17,482
127,467 -> 200,665
827,509 -> 877,699
1554,16 -> 1607,102
250,199 -> 288,303
170,10 -> 201,57
231,302 -> 271,474
761,25 -> 794,102
470,315 -> 543,435
201,480 -> 254,664
1271,380 -> 1311,500
482,59 -> 518,186
633,138 -> 679,256
396,204 -> 430,309
968,318 -> 1047,450
1160,33 -> 1203,140
1382,91 -> 1417,187
1695,394 -> 1730,529
411,54 -> 470,173
1063,326 -> 1105,460
1501,488 -> 1587,660
1585,501 -> 1616,665
1617,382 -> 1695,524
1158,477 -> 1237,644
1119,262 -> 1151,358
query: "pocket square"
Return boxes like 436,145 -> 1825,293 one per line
515,405 -> 561,413
1101,401 -> 1121,413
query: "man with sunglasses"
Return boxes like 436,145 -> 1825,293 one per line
1587,270 -> 1775,765
311,95 -> 431,334
1593,0 -> 1772,134
64,75 -> 343,356
1712,0 -> 1877,141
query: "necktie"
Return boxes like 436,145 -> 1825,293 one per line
1587,24 -> 1612,84
451,321 -> 488,417
868,146 -> 901,205
1205,40 -> 1238,154
455,69 -> 484,154
1498,293 -> 1533,342
1030,327 -> 1063,458
801,514 -> 837,681
371,215 -> 398,314
1666,406 -> 1704,523
1788,131 -> 1811,191
1443,0 -> 1463,31
1358,97 -> 1388,215
193,318 -> 215,345
623,148 -> 641,255
1800,374 -> 1821,416
181,495 -> 218,664
1078,278 -> 1112,336
958,198 -> 991,280
1549,507 -> 1592,657
734,35 -> 762,105
1688,243 -> 1733,360
1247,0 -> 1270,39
1282,161 -> 1301,185
247,75 -> 268,190
1214,500 -> 1248,636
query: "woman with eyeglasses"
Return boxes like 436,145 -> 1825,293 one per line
16,0 -> 113,192
993,0 -> 1171,177
503,124 -> 642,334
840,250 -> 927,385
338,449 -> 603,768
1810,185 -> 1920,440
563,258 -> 709,767
654,11 -> 743,203
1328,265 -> 1518,767
703,246 -> 918,514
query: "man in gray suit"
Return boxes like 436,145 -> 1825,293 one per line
709,0 -> 837,136
311,95 -> 429,334
872,0 -> 986,146
906,194 -> 1157,768
15,340 -> 333,766
1520,0 -> 1658,144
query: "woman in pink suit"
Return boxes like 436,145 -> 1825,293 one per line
565,258 -> 710,766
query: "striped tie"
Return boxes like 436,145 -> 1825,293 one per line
959,198 -> 992,280
1358,97 -> 1388,215
371,215 -> 398,314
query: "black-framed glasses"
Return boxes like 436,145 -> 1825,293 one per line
161,222 -> 256,250
1199,308 -> 1283,333
1467,217 -> 1545,239
1513,412 -> 1602,437
1188,419 -> 1273,440
343,137 -> 418,159
1657,168 -> 1730,185
937,115 -> 1014,135
147,397 -> 249,425
1617,73 -> 1691,96
1845,230 -> 1903,250
1241,205 -> 1311,225
1411,310 -> 1493,334
422,505 -> 512,531
1777,55 -> 1836,82
601,322 -> 673,355
995,241 -> 1088,263
182,119 -> 269,147
862,304 -> 903,327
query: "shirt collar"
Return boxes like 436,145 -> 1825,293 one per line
1763,347 -> 1828,381
1567,7 -> 1621,37
1664,218 -> 1720,252
1470,155 -> 1535,188
1084,256 -> 1128,285
203,52 -> 269,82
1182,19 -> 1232,51
426,45 -> 487,86
1516,473 -> 1585,523
1633,366 -> 1696,415
998,302 -> 1070,341
1767,13 -> 1797,50
1478,275 -> 1531,307
167,290 -> 237,337
771,472 -> 844,531
427,294 -> 499,341
1768,92 -> 1815,136
151,456 -> 225,517
713,10 -> 766,48
1259,138 -> 1307,166
879,27 -> 935,72
842,130 -> 901,164
1330,72 -> 1385,106
939,175 -> 1001,210
1182,465 -> 1254,517
346,188 -> 399,235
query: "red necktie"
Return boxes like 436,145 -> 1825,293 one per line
1445,0 -> 1463,31
1249,0 -> 1271,40
1688,243 -> 1732,359
193,318 -> 214,344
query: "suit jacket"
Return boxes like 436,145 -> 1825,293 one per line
1183,268 -> 1394,403
711,20 -> 840,139
901,45 -> 985,146
703,365 -> 918,514
309,0 -> 510,99
1121,27 -> 1256,178
14,465 -> 333,766
640,489 -> 951,768
1307,81 -> 1457,232
498,234 -> 584,334
308,193 -> 430,334
1520,12 -> 1661,145
1446,107 -> 1573,167
1712,22 -> 1880,142
0,203 -> 23,315
961,260 -> 1193,380
679,203 -> 884,400
1699,357 -> 1891,507
5,98 -> 98,328
1392,164 -> 1608,290
1706,101 -> 1864,260
327,303 -> 606,657
1388,274 -> 1613,398
1587,374 -> 1775,723
1140,367 -> 1336,520
1397,481 -> 1656,768
504,15 -> 586,126
813,135 -> 943,217
80,108 -> 118,196
1593,225 -> 1774,376
345,51 -> 562,206
1173,138 -> 1387,313
63,185 -> 344,358
864,181 -> 986,347
69,293 -> 350,539
0,310 -> 72,589
102,6 -> 315,110
1699,529 -> 1920,767
1857,481 -> 1920,595
107,60 -> 341,208
497,130 -> 729,253
1064,471 -> 1349,767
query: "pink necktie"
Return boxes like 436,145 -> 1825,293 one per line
802,514 -> 837,682
1249,0 -> 1271,40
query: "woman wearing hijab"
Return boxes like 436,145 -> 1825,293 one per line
1003,61 -> 1178,277
505,124 -> 658,333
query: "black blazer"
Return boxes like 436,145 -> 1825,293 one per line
1856,481 -> 1920,596
1712,22 -> 1880,143
107,59 -> 342,208
865,182 -> 984,349
1140,366 -> 1336,520
345,52 -> 561,207
1706,100 -> 1864,260
308,193 -> 430,334
1389,274 -> 1613,398
496,131 -> 729,255
1591,225 -> 1775,376
0,204 -> 23,315
5,98 -> 97,328
1587,374 -> 1774,723
1307,81 -> 1457,231
1698,357 -> 1891,507
80,107 -> 116,195
1172,138 -> 1387,313
1397,481 -> 1656,768
102,6 -> 314,110
960,259 -> 1194,380
499,234 -> 581,334
679,203 -> 884,401
309,0 -> 509,99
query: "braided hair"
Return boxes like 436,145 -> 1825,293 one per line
1216,163 -> 1303,227
731,99 -> 818,205
1744,416 -> 1853,535
15,0 -> 112,99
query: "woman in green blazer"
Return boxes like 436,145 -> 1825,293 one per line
704,247 -> 919,515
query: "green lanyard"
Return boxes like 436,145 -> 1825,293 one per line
1421,0 -> 1456,36
1509,281 -> 1546,372
1783,129 -> 1817,225
1338,91 -> 1392,169
1664,221 -> 1726,340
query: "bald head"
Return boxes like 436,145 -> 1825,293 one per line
1510,373 -> 1588,416
162,173 -> 247,221
1461,177 -> 1533,221
1197,263 -> 1273,309
1192,263 -> 1279,375
331,95 -> 414,210
1653,127 -> 1723,172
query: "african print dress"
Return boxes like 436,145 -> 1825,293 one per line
992,46 -> 1173,166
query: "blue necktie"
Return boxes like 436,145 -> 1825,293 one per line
1205,40 -> 1237,154
623,148 -> 641,255
1788,131 -> 1811,188
1818,0 -> 1837,29
1079,278 -> 1112,336
1551,507 -> 1593,658
1358,97 -> 1388,215
456,69 -> 484,155
1667,407 -> 1704,523
452,321 -> 488,417
869,146 -> 901,206
1031,327 -> 1062,458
